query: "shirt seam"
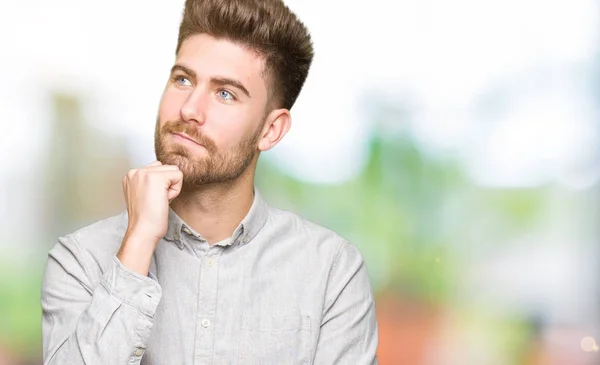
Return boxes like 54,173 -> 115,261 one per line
321,240 -> 348,313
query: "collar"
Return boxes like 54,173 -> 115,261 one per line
163,186 -> 269,249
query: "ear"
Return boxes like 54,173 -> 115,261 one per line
257,108 -> 291,152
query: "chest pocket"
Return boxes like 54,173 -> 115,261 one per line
238,314 -> 313,365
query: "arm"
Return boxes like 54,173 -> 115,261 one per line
41,235 -> 162,365
313,241 -> 379,364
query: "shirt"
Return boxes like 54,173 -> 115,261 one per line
41,188 -> 378,364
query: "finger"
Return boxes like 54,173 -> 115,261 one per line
146,161 -> 162,167
168,181 -> 183,201
167,170 -> 184,186
150,170 -> 184,187
126,169 -> 138,180
167,171 -> 184,201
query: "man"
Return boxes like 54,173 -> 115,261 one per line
41,0 -> 378,364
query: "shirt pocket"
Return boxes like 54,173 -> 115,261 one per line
238,314 -> 312,365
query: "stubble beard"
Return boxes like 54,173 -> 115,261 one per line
154,118 -> 262,190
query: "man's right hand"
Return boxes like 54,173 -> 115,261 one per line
117,161 -> 183,275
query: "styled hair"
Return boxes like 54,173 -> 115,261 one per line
176,0 -> 314,110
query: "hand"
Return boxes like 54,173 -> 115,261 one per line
117,161 -> 183,275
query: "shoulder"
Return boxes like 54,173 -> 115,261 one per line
265,205 -> 362,263
263,206 -> 372,300
49,211 -> 128,273
70,210 -> 128,250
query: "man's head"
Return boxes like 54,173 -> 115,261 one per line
155,0 -> 313,188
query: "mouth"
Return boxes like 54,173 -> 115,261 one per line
172,132 -> 203,147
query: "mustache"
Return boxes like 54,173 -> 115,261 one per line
161,120 -> 216,152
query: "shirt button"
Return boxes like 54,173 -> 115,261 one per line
174,231 -> 180,240
201,319 -> 211,328
207,258 -> 214,267
135,348 -> 144,356
183,226 -> 192,235
242,235 -> 249,243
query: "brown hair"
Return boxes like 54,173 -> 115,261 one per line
176,0 -> 314,110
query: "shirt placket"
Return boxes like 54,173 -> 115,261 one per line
194,246 -> 223,364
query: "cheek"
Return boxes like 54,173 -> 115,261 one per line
207,108 -> 255,147
158,89 -> 186,120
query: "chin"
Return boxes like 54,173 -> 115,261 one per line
164,153 -> 189,166
154,150 -> 180,165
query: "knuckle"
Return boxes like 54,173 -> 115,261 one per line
138,169 -> 151,180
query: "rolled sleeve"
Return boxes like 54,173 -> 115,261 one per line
104,256 -> 162,317
42,236 -> 163,365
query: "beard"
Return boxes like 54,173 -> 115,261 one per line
154,118 -> 262,189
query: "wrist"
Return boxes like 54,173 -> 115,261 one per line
125,222 -> 164,244
117,230 -> 159,276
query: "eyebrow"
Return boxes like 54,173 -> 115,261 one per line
170,64 -> 251,98
210,77 -> 251,98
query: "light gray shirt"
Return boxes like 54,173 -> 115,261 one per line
41,188 -> 378,364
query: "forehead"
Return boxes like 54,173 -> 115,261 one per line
176,34 -> 267,95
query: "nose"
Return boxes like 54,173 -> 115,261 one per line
180,89 -> 207,125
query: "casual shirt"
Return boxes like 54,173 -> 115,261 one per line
41,188 -> 378,364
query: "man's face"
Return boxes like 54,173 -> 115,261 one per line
155,33 -> 270,187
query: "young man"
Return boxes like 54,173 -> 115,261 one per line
41,0 -> 378,364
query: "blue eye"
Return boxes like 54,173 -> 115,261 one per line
176,77 -> 191,86
218,90 -> 234,100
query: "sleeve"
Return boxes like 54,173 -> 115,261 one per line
41,235 -> 162,365
313,241 -> 379,364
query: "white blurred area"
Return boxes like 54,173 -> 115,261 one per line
1,0 -> 599,363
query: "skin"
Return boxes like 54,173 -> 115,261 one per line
118,33 -> 291,275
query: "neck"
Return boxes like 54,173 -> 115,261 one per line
170,170 -> 255,245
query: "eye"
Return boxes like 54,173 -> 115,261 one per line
218,90 -> 235,101
175,76 -> 192,86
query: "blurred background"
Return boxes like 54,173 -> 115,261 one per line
1,0 -> 599,364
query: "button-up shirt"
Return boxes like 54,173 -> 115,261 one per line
41,188 -> 378,364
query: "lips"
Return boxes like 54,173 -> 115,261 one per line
173,132 -> 202,146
